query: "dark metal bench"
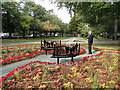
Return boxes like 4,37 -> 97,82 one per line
41,40 -> 58,55
51,43 -> 80,63
40,40 -> 80,63
51,53 -> 79,63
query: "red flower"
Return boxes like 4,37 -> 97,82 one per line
93,65 -> 97,69
54,79 -> 60,85
98,79 -> 104,83
76,75 -> 85,79
37,72 -> 42,76
7,79 -> 15,84
37,69 -> 42,72
26,73 -> 32,77
115,85 -> 120,88
26,67 -> 31,70
100,71 -> 107,74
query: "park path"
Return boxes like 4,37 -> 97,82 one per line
1,37 -> 120,77
1,37 -> 99,77
1,37 -> 77,46
1,49 -> 99,77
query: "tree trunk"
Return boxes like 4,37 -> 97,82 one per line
62,31 -> 64,37
54,32 -> 56,37
114,19 -> 118,40
25,31 -> 28,38
45,31 -> 48,37
50,31 -> 52,37
39,32 -> 41,37
8,31 -> 12,39
28,30 -> 30,38
23,30 -> 25,38
33,30 -> 35,38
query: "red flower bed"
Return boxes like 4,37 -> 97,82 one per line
1,43 -> 86,65
0,51 -> 104,86
1,43 -> 120,88
1,48 -> 43,65
1,53 -> 119,88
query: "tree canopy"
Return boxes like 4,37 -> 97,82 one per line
2,1 -> 120,39
2,1 -> 68,38
57,2 -> 120,38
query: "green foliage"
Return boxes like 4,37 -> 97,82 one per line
92,75 -> 100,89
14,71 -> 21,80
2,1 -> 68,38
42,67 -> 47,82
2,2 -> 21,37
94,35 -> 100,39
41,81 -> 54,84
90,65 -> 94,77
20,16 -> 33,30
57,2 -> 120,36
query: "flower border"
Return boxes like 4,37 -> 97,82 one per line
0,43 -> 120,87
0,51 -> 105,87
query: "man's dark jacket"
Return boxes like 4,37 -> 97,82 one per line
88,34 -> 94,45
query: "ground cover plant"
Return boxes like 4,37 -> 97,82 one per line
2,53 -> 120,89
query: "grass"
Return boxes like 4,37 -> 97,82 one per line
76,37 -> 105,40
1,37 -> 71,43
77,36 -> 120,41
93,44 -> 120,50
76,37 -> 120,50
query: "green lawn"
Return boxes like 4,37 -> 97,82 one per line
2,37 -> 71,43
76,37 -> 108,40
93,44 -> 120,50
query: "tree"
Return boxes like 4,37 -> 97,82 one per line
2,2 -> 21,38
30,18 -> 44,37
57,2 -> 120,38
24,2 -> 47,37
2,1 -> 68,38
20,15 -> 33,38
43,20 -> 55,37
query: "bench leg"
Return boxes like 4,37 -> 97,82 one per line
57,58 -> 59,64
46,50 -> 47,55
71,57 -> 73,62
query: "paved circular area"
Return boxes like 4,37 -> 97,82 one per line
2,37 -> 116,77
1,47 -> 98,77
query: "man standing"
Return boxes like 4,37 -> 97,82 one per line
87,31 -> 94,54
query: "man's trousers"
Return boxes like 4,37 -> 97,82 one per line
88,43 -> 92,54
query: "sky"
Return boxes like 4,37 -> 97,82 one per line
34,0 -> 71,23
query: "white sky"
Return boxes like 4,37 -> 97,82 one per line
34,0 -> 71,23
